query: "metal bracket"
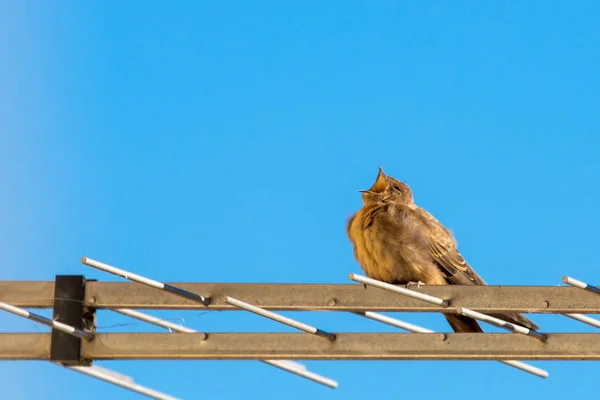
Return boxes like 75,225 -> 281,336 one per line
50,275 -> 96,366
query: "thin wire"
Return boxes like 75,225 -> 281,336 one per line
97,311 -> 212,330
6,299 -> 213,332
96,311 -> 211,330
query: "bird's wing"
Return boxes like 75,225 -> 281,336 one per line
416,209 -> 487,286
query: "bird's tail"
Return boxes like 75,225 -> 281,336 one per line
444,312 -> 539,333
487,312 -> 540,331
444,313 -> 484,333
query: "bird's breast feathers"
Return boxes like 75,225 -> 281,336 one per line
347,204 -> 441,283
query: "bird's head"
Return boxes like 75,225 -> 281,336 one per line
359,167 -> 414,205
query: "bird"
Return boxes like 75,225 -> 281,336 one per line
346,167 -> 539,333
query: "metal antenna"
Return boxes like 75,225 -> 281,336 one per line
81,257 -> 211,306
225,296 -> 336,341
561,276 -> 600,329
113,308 -> 338,388
355,311 -> 548,378
5,258 -> 600,397
0,301 -> 94,341
0,301 -> 177,399
349,273 -> 547,342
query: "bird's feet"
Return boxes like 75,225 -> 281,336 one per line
405,281 -> 426,289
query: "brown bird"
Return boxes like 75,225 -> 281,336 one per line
346,167 -> 539,333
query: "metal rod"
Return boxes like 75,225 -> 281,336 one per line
499,360 -> 550,377
356,311 -> 433,333
81,365 -> 134,383
81,257 -> 210,306
262,360 -> 338,388
113,308 -> 337,388
457,307 -> 547,342
348,273 -> 449,307
66,365 -> 180,400
225,296 -> 336,341
349,274 -> 547,342
82,332 -> 600,360
0,300 -> 94,341
3,332 -> 600,360
562,276 -> 600,296
112,309 -> 202,335
355,311 -> 548,378
564,313 -> 600,329
3,281 -> 597,314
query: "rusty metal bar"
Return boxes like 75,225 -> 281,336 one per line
2,281 -> 600,313
73,332 -> 600,360
2,333 -> 599,361
0,333 -> 50,360
81,283 -> 600,313
0,281 -> 54,308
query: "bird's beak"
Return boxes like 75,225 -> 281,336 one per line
358,190 -> 371,194
368,166 -> 388,193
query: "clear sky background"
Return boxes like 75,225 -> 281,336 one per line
1,1 -> 599,399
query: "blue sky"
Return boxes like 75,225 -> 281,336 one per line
1,1 -> 599,399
